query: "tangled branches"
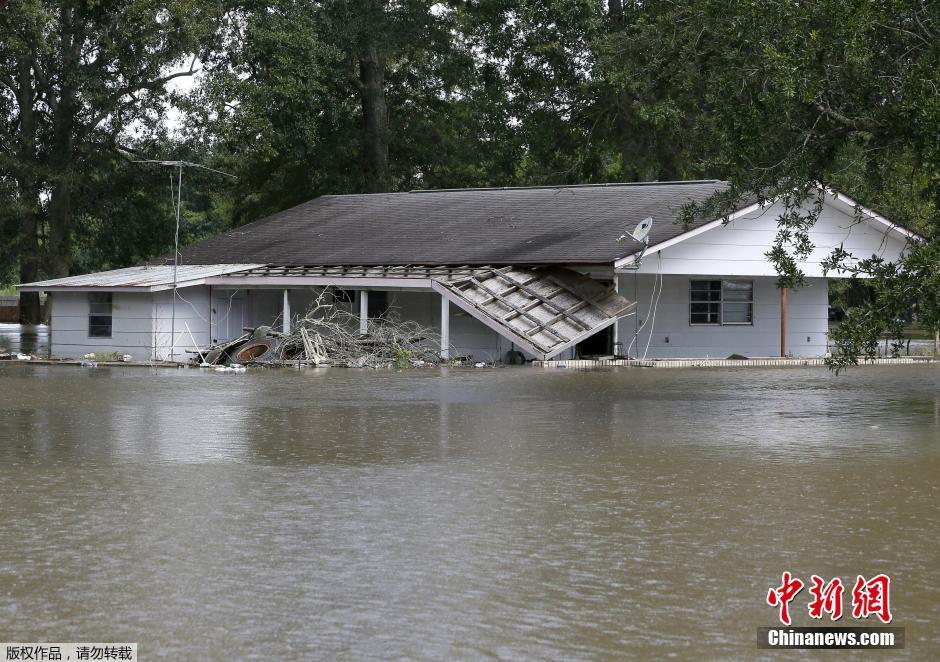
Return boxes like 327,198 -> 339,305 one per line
277,288 -> 448,368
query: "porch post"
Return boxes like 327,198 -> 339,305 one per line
612,277 -> 620,352
440,295 -> 450,359
359,290 -> 369,335
780,286 -> 788,356
282,289 -> 291,334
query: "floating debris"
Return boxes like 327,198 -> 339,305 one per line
82,351 -> 133,362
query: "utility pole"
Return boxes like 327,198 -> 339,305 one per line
133,160 -> 235,361
172,163 -> 182,362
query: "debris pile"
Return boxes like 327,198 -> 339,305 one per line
193,288 -> 449,369
83,352 -> 134,362
0,352 -> 34,361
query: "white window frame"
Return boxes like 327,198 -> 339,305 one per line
689,279 -> 754,326
88,292 -> 113,338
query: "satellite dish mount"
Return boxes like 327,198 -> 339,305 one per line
616,217 -> 653,268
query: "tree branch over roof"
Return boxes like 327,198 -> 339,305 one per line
813,101 -> 878,133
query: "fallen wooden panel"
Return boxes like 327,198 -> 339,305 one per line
433,266 -> 635,360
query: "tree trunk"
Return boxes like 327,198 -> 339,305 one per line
46,11 -> 78,280
14,56 -> 41,324
617,93 -> 643,182
608,0 -> 624,23
357,42 -> 389,193
47,176 -> 72,278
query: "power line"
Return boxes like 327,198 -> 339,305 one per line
132,159 -> 236,361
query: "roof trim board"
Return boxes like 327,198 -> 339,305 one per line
17,264 -> 263,292
613,187 -> 921,271
614,200 -> 769,269
822,187 -> 923,241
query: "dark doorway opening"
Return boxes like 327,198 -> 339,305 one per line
575,326 -> 613,357
367,291 -> 389,319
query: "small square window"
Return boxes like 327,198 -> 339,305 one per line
690,280 -> 753,325
690,280 -> 721,324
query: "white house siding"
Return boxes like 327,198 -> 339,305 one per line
153,287 -> 211,361
210,288 -> 246,343
611,197 -> 912,359
617,274 -> 828,359
631,199 -> 911,277
48,291 -> 156,360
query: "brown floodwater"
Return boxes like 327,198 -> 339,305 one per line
0,363 -> 937,659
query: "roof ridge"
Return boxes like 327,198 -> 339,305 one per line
407,180 -> 726,194
314,180 -> 727,198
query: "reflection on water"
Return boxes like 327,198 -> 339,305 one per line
0,364 -> 938,658
0,323 -> 49,356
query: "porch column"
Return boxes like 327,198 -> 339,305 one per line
440,295 -> 450,359
780,287 -> 788,356
359,290 -> 369,335
282,289 -> 291,334
612,277 -> 620,352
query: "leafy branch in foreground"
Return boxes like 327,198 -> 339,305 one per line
824,239 -> 940,372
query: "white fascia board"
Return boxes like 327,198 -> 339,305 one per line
820,187 -> 923,241
17,285 -> 156,293
21,275 -> 438,292
19,277 -> 217,293
613,200 -> 769,270
203,276 -> 437,290
611,185 -> 920,274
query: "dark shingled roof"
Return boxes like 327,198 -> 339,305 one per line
173,180 -> 730,266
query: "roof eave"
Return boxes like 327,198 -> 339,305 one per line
613,199 -> 770,270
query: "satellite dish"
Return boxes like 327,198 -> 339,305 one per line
632,217 -> 653,243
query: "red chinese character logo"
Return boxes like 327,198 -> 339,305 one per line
851,574 -> 892,623
808,575 -> 844,620
767,571 -> 804,625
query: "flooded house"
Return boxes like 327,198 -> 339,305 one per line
18,181 -> 916,363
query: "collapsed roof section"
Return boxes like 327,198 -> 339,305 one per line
20,263 -> 636,361
430,266 -> 634,360
215,264 -> 636,360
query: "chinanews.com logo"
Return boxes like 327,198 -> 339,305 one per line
758,572 -> 904,650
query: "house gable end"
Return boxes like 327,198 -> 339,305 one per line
617,191 -> 914,278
